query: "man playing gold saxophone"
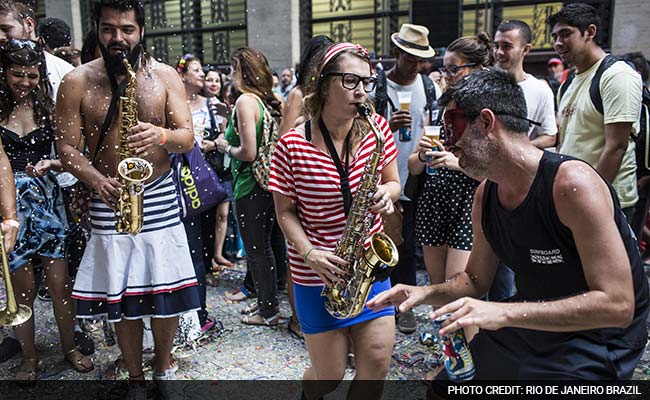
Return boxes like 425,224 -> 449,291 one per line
54,0 -> 199,382
269,42 -> 400,400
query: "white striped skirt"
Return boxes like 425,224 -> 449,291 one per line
71,170 -> 200,322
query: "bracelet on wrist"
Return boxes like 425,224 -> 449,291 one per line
418,151 -> 427,163
160,130 -> 167,145
303,247 -> 315,263
225,144 -> 233,156
2,219 -> 20,229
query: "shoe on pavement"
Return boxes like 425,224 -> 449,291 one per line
200,318 -> 216,334
0,336 -> 21,362
396,309 -> 417,334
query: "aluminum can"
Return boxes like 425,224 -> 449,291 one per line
433,313 -> 475,381
399,126 -> 412,142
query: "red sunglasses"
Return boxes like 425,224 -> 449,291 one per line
443,108 -> 541,148
443,108 -> 474,148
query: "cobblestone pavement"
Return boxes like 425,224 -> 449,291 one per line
0,262 -> 648,381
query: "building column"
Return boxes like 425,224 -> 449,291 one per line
611,0 -> 650,58
44,0 -> 83,48
246,0 -> 301,72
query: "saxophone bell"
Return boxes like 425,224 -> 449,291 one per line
0,229 -> 32,326
116,157 -> 153,235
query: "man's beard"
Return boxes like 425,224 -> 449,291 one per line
103,43 -> 137,74
459,126 -> 499,181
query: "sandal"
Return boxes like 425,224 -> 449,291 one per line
288,316 -> 304,341
65,348 -> 94,373
225,287 -> 256,302
15,357 -> 40,382
239,312 -> 280,326
239,301 -> 259,315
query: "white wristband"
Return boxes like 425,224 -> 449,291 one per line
225,145 -> 233,156
3,219 -> 20,229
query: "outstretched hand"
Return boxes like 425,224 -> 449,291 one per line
366,284 -> 429,313
432,297 -> 509,337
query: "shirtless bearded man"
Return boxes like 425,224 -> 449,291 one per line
55,0 -> 199,381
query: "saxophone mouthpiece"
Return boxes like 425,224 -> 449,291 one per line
356,103 -> 372,118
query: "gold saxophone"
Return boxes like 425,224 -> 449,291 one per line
322,103 -> 399,319
115,58 -> 153,235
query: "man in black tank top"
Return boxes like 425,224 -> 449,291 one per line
368,69 -> 649,380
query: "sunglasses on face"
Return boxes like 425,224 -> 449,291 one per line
443,108 -> 542,148
326,72 -> 377,93
438,63 -> 477,76
7,39 -> 39,51
443,108 -> 474,148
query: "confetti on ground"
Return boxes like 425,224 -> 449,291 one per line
1,264 -> 649,381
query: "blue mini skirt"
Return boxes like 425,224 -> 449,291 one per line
294,278 -> 395,334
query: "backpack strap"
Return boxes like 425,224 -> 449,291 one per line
374,70 -> 397,117
589,54 -> 619,115
558,72 -> 575,103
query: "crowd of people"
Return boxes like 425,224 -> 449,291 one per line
0,0 -> 649,397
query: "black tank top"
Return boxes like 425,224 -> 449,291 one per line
0,124 -> 53,172
482,151 -> 649,349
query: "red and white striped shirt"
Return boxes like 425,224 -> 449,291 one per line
269,115 -> 398,286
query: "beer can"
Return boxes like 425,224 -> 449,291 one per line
399,127 -> 412,142
433,313 -> 475,381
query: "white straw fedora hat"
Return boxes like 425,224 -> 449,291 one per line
391,24 -> 436,59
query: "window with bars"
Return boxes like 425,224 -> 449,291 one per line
80,0 -> 248,67
461,0 -> 613,51
302,0 -> 410,59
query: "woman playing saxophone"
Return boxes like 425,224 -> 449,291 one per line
269,42 -> 400,399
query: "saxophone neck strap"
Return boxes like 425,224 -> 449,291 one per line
318,117 -> 352,216
93,46 -> 142,163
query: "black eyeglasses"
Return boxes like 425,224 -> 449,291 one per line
438,63 -> 477,76
326,72 -> 377,93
